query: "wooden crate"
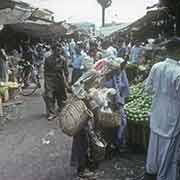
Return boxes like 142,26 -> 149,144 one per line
127,120 -> 150,151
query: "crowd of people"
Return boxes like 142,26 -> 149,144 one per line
0,35 -> 180,180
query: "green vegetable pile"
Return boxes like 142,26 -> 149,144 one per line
125,83 -> 152,124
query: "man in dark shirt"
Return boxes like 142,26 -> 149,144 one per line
44,42 -> 69,121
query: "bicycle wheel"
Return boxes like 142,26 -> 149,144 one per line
19,72 -> 41,96
19,84 -> 39,96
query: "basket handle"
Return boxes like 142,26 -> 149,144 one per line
86,109 -> 94,119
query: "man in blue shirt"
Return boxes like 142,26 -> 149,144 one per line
71,47 -> 84,84
144,37 -> 180,180
130,40 -> 144,64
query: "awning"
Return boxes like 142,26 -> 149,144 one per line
107,8 -> 171,39
0,0 -> 54,25
5,21 -> 68,39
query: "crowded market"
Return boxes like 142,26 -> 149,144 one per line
0,0 -> 180,180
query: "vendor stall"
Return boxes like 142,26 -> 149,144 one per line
125,82 -> 152,150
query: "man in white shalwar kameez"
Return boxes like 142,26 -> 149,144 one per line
144,37 -> 180,180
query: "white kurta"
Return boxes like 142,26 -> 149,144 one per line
145,58 -> 180,180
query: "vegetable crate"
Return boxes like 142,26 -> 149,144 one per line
127,120 -> 150,151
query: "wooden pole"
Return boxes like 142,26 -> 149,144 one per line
102,7 -> 105,27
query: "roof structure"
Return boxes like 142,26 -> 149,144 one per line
0,0 -> 33,24
5,21 -> 69,40
99,23 -> 130,37
0,0 -> 55,25
107,8 -> 172,40
0,0 -> 72,39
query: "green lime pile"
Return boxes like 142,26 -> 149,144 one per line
127,83 -> 144,102
125,83 -> 152,123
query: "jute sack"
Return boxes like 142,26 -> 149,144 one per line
60,98 -> 93,136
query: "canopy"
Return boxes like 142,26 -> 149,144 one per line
5,21 -> 69,39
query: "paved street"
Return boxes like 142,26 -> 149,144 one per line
0,91 -> 145,180
0,92 -> 74,180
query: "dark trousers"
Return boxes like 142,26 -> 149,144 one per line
44,74 -> 67,116
71,126 -> 89,171
72,69 -> 82,84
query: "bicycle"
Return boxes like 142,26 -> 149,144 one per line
17,61 -> 41,96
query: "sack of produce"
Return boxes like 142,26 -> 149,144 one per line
72,70 -> 101,99
97,110 -> 120,128
59,98 -> 93,136
0,86 -> 8,97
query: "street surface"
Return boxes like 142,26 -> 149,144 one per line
0,90 -> 145,180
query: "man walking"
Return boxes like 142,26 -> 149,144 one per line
44,42 -> 69,121
144,37 -> 180,180
130,40 -> 144,64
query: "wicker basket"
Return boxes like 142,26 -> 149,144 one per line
60,97 -> 93,137
97,111 -> 120,128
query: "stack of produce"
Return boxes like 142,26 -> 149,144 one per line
125,82 -> 152,124
124,82 -> 152,150
0,82 -> 19,101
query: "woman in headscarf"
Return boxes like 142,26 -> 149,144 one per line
103,58 -> 130,151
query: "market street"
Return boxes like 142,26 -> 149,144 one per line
0,91 -> 145,180
0,92 -> 73,180
1,1 -> 180,179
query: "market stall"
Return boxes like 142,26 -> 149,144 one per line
125,82 -> 151,150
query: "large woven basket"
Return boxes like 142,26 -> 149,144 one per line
98,111 -> 120,128
60,98 -> 93,137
